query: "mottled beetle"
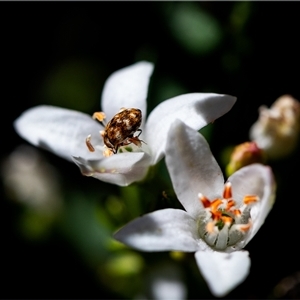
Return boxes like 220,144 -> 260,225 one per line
86,108 -> 144,156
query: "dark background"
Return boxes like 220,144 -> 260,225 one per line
2,2 -> 300,299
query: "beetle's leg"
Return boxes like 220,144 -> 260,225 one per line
136,129 -> 142,137
114,144 -> 119,154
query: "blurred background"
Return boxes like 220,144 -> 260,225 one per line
2,2 -> 300,299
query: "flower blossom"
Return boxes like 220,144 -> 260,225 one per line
114,120 -> 276,296
250,94 -> 300,160
14,61 -> 236,186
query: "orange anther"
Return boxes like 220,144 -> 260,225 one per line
221,216 -> 233,225
198,193 -> 211,208
232,209 -> 241,217
92,111 -> 106,122
206,221 -> 216,233
223,182 -> 232,199
226,199 -> 236,210
211,210 -> 222,221
239,222 -> 251,232
210,199 -> 223,211
243,195 -> 259,205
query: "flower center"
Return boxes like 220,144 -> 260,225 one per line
197,182 -> 258,251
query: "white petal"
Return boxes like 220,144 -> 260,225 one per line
14,105 -> 103,162
140,262 -> 187,300
228,163 -> 276,245
114,208 -> 200,252
73,151 -> 152,186
145,93 -> 236,164
101,61 -> 154,121
195,250 -> 251,297
165,120 -> 224,218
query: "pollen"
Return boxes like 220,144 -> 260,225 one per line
198,182 -> 258,251
92,112 -> 106,123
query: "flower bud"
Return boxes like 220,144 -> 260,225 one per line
249,95 -> 300,160
226,142 -> 265,176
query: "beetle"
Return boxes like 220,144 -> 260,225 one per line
102,108 -> 143,154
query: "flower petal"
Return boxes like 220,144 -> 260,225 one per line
165,120 -> 224,218
195,250 -> 251,297
101,61 -> 154,121
114,208 -> 200,252
141,262 -> 187,300
73,151 -> 152,186
228,163 -> 276,245
145,93 -> 236,164
14,105 -> 103,161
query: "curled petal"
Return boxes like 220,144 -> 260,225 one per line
195,250 -> 251,297
14,105 -> 103,161
228,163 -> 276,245
145,93 -> 236,164
165,120 -> 224,218
101,61 -> 154,122
73,151 -> 152,186
114,209 -> 200,252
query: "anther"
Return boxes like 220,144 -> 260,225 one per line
232,209 -> 242,217
198,193 -> 211,208
237,221 -> 252,232
86,135 -> 95,152
103,146 -> 114,157
243,195 -> 259,205
223,182 -> 232,199
221,216 -> 233,225
206,221 -> 216,234
226,199 -> 235,210
210,199 -> 223,212
92,112 -> 106,124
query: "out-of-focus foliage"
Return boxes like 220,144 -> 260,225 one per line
164,2 -> 223,56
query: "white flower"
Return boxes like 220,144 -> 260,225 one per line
14,61 -> 236,186
250,94 -> 300,160
114,120 -> 276,296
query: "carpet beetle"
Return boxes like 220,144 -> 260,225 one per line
89,108 -> 144,155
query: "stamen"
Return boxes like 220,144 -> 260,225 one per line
223,182 -> 232,199
86,135 -> 95,152
221,216 -> 233,225
243,195 -> 259,205
197,183 -> 258,251
206,221 -> 216,234
232,209 -> 242,217
238,221 -> 252,232
103,147 -> 114,157
92,111 -> 106,122
198,193 -> 211,208
210,199 -> 223,212
211,210 -> 222,221
226,199 -> 235,210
